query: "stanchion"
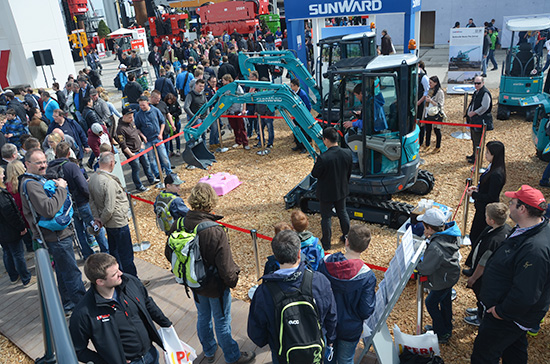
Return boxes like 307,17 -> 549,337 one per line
415,272 -> 424,335
153,145 -> 165,188
248,229 -> 262,300
473,145 -> 482,187
461,178 -> 473,246
127,192 -> 151,252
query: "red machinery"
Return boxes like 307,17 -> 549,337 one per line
196,0 -> 269,37
148,12 -> 189,46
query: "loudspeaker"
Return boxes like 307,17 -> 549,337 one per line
32,50 -> 54,66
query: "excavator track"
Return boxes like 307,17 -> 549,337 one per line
299,191 -> 414,229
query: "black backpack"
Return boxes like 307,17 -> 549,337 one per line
114,73 -> 122,90
266,269 -> 324,364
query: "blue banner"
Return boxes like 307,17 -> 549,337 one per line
284,0 -> 421,21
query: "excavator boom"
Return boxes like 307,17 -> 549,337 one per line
182,80 -> 326,169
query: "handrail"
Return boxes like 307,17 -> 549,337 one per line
35,247 -> 79,364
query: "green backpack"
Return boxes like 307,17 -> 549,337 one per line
155,192 -> 177,234
167,218 -> 219,296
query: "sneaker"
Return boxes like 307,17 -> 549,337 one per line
462,268 -> 474,277
481,73 -> 487,77
174,151 -> 181,157
228,351 -> 256,364
10,277 -> 20,285
149,178 -> 160,185
266,144 -> 273,148
424,324 -> 433,332
451,288 -> 457,301
432,147 -> 441,154
291,146 -> 301,151
491,67 -> 498,71
23,276 -> 37,288
232,143 -> 240,148
464,315 -> 481,326
540,180 -> 550,188
438,332 -> 452,344
465,307 -> 478,315
205,345 -> 218,363
86,160 -> 93,170
244,145 -> 251,150
137,186 -> 149,192
528,318 -> 544,337
216,147 -> 229,153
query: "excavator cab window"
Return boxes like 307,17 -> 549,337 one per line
338,73 -> 401,176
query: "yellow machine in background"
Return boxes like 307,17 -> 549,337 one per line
68,29 -> 88,58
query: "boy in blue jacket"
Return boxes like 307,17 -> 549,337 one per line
416,208 -> 461,344
318,224 -> 376,364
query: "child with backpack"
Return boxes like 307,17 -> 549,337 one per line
416,208 -> 461,344
154,174 -> 188,235
291,210 -> 324,270
318,224 -> 376,364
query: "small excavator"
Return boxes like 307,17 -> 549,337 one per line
182,51 -> 435,227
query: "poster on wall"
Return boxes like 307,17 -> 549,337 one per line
447,27 -> 484,94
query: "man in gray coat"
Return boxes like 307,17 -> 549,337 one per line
89,152 -> 137,277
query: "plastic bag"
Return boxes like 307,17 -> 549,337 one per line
393,324 -> 440,357
158,326 -> 197,364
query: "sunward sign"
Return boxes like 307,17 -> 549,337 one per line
285,0 -> 421,21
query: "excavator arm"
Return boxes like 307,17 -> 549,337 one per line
238,50 -> 322,113
182,80 -> 327,169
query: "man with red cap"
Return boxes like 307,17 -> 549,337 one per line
471,185 -> 550,364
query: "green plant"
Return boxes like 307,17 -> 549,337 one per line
97,20 -> 111,39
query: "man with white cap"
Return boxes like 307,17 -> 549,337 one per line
471,185 -> 550,364
416,208 -> 461,344
115,64 -> 128,92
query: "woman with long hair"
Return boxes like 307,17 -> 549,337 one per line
464,140 -> 507,269
421,75 -> 445,153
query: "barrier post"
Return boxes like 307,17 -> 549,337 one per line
250,229 -> 261,280
461,178 -> 473,244
153,144 -> 165,188
415,273 -> 424,335
127,192 -> 151,252
473,145 -> 482,187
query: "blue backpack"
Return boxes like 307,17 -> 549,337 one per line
22,174 -> 73,232
300,236 -> 324,271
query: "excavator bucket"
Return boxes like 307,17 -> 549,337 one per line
182,138 -> 216,169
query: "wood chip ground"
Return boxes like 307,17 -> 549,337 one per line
3,89 -> 549,363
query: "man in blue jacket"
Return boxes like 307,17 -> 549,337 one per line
471,185 -> 550,364
318,224 -> 376,363
49,108 -> 89,160
248,230 -> 337,364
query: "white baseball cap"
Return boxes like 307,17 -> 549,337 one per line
417,208 -> 446,227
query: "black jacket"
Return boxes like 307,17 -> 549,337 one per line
82,106 -> 102,130
124,81 -> 144,104
75,85 -> 94,113
154,76 -> 177,99
472,224 -> 512,270
46,158 -> 89,207
472,168 -> 505,210
0,188 -> 26,245
481,219 -> 550,328
218,62 -> 237,81
69,274 -> 172,364
311,146 -> 352,202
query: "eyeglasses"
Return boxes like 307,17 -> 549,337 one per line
31,160 -> 47,166
474,82 -> 482,85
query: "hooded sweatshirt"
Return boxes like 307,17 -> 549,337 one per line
416,221 -> 461,291
318,252 -> 376,341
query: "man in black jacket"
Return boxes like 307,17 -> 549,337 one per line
81,97 -> 102,130
70,253 -> 172,364
218,56 -> 237,81
466,76 -> 492,163
471,185 -> 550,364
124,73 -> 144,109
148,45 -> 161,78
311,127 -> 352,249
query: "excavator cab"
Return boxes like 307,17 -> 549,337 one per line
327,54 -> 432,196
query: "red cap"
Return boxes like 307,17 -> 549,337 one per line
504,185 -> 546,211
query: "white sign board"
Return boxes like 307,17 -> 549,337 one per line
447,27 -> 484,94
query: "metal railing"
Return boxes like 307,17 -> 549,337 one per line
34,247 -> 78,364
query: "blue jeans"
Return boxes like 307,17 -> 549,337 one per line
329,339 -> 359,364
128,152 -> 155,189
425,287 -> 453,337
194,288 -> 241,363
260,117 -> 274,146
2,240 -> 31,284
129,346 -> 159,364
488,49 -> 498,69
145,140 -> 172,178
246,117 -> 258,138
482,55 -> 488,75
47,235 -> 86,311
105,225 -> 137,277
73,203 -> 109,259
209,119 -> 220,145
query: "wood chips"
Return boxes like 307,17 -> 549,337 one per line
3,88 -> 550,363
